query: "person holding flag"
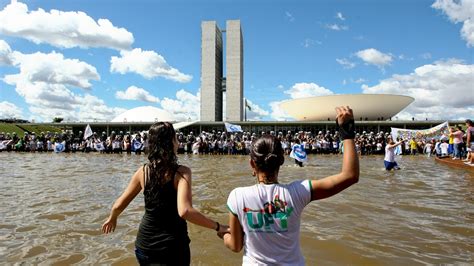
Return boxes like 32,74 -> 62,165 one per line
290,139 -> 307,167
83,124 -> 93,140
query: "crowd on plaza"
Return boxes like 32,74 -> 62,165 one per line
0,122 -> 472,163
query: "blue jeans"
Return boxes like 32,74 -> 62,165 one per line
453,143 -> 461,158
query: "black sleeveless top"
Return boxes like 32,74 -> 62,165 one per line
136,165 -> 190,251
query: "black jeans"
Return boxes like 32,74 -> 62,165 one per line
135,245 -> 190,266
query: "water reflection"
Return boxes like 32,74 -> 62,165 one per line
0,153 -> 472,264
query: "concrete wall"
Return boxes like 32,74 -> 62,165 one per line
225,20 -> 243,121
201,21 -> 223,121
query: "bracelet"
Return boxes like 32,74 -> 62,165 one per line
336,118 -> 356,140
215,221 -> 220,231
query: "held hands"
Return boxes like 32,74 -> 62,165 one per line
217,224 -> 230,239
335,106 -> 355,140
101,216 -> 117,234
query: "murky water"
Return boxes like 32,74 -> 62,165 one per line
0,152 -> 473,265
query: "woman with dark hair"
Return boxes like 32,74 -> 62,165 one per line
102,122 -> 228,265
221,106 -> 359,265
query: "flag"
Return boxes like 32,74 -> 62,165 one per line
391,121 -> 449,141
95,142 -> 105,151
245,99 -> 252,111
84,124 -> 93,140
290,144 -> 308,162
54,141 -> 66,153
132,139 -> 143,151
225,122 -> 243,133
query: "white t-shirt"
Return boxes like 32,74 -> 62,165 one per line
227,180 -> 312,266
384,145 -> 395,162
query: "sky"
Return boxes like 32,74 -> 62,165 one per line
0,0 -> 473,122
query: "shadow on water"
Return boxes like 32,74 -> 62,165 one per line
0,153 -> 473,264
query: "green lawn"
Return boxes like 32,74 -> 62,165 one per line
0,124 -> 61,137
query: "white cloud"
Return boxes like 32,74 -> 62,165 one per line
421,52 -> 432,59
342,79 -> 347,85
3,49 -> 122,122
245,99 -> 269,121
336,58 -> 356,69
115,86 -> 160,103
0,101 -> 23,119
285,11 -> 295,22
302,38 -> 322,48
356,48 -> 393,68
432,0 -> 474,47
326,24 -> 348,31
361,59 -> 474,120
0,1 -> 133,50
284,82 -> 334,99
9,51 -> 100,88
0,39 -> 13,65
269,101 -> 293,121
336,12 -> 346,21
352,78 -> 367,83
110,48 -> 192,83
160,89 -> 200,121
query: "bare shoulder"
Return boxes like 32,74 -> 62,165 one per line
177,165 -> 192,180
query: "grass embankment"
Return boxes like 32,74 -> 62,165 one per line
0,124 -> 62,137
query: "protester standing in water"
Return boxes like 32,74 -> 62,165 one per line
102,122 -> 228,265
220,106 -> 359,265
384,137 -> 404,170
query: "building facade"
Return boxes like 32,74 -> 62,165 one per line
201,20 -> 243,121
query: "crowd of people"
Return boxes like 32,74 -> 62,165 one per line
0,120 -> 472,164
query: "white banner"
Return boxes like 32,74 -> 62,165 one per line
391,121 -> 449,141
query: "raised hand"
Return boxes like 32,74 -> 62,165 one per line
335,106 -> 354,125
335,106 -> 355,140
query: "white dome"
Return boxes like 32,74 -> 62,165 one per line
112,106 -> 175,122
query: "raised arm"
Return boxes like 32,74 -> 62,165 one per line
176,166 -> 228,233
386,140 -> 404,149
311,106 -> 360,201
102,167 -> 143,234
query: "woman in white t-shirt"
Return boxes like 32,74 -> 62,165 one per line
221,106 -> 359,265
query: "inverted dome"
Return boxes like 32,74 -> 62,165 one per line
112,106 -> 174,122
280,94 -> 414,121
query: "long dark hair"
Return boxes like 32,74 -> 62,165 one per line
250,135 -> 284,180
145,122 -> 178,196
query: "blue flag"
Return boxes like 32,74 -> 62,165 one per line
54,141 -> 66,153
225,122 -> 243,133
290,144 -> 308,162
132,139 -> 143,151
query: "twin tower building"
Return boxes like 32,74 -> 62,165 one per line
201,20 -> 243,122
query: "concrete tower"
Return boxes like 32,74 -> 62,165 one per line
201,21 -> 223,121
225,20 -> 244,121
201,20 -> 243,121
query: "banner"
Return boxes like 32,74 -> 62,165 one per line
84,124 -> 93,140
290,144 -> 308,162
225,122 -> 243,133
0,140 -> 9,150
391,121 -> 450,141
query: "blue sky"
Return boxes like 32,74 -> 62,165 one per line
0,0 -> 472,122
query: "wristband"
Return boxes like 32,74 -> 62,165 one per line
336,118 -> 356,140
215,221 -> 220,231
